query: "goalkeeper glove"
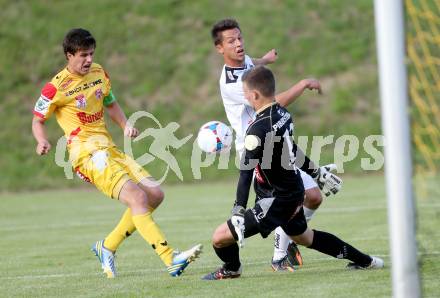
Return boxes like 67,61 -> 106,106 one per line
311,164 -> 343,197
231,206 -> 246,248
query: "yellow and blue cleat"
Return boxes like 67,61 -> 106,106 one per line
167,244 -> 203,277
91,240 -> 117,278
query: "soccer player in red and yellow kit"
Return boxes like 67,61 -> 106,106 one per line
31,28 -> 202,278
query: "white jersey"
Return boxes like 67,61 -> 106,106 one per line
218,55 -> 317,190
219,55 -> 256,156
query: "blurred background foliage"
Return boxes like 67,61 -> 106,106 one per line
0,0 -> 381,191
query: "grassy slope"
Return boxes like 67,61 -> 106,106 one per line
0,0 -> 380,190
0,175 -> 439,297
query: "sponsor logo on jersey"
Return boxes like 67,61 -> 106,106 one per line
277,109 -> 285,116
225,70 -> 239,84
76,109 -> 104,124
65,86 -> 82,97
60,78 -> 73,90
227,70 -> 236,81
64,79 -> 103,96
272,112 -> 290,131
82,79 -> 102,91
224,63 -> 253,84
75,94 -> 87,109
34,96 -> 50,115
224,66 -> 243,84
95,88 -> 103,100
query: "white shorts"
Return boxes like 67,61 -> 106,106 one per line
299,169 -> 318,190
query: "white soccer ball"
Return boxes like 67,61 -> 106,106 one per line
197,121 -> 233,153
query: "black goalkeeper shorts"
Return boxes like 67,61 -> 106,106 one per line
227,194 -> 307,240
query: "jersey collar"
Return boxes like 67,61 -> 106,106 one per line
225,65 -> 247,71
256,101 -> 277,115
65,66 -> 84,78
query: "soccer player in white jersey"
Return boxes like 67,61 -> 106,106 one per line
211,18 -> 341,270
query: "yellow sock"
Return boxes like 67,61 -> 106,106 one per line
132,212 -> 174,266
104,208 -> 136,252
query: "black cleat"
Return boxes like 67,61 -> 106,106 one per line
202,265 -> 242,280
286,242 -> 303,266
271,255 -> 296,272
347,256 -> 384,270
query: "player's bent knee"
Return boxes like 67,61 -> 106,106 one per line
211,234 -> 222,248
123,184 -> 148,210
138,179 -> 165,208
144,186 -> 164,209
212,223 -> 235,248
304,187 -> 322,209
133,190 -> 148,207
150,187 -> 164,204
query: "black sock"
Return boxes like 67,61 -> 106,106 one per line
308,230 -> 372,267
213,243 -> 241,271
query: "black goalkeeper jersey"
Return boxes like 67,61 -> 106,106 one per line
235,102 -> 305,209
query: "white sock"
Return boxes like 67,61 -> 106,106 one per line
272,227 -> 290,261
303,206 -> 316,222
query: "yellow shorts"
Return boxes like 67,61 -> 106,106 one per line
73,147 -> 151,199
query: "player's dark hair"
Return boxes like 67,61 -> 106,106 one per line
211,18 -> 241,45
242,66 -> 275,98
63,28 -> 96,57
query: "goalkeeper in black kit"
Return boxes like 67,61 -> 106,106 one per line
202,66 -> 384,280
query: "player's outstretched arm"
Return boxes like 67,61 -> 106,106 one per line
32,116 -> 51,155
252,49 -> 278,66
275,78 -> 322,107
105,102 -> 139,138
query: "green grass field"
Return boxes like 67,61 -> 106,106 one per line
1,175 -> 438,297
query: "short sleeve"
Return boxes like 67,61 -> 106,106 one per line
102,69 -> 116,106
33,82 -> 58,120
